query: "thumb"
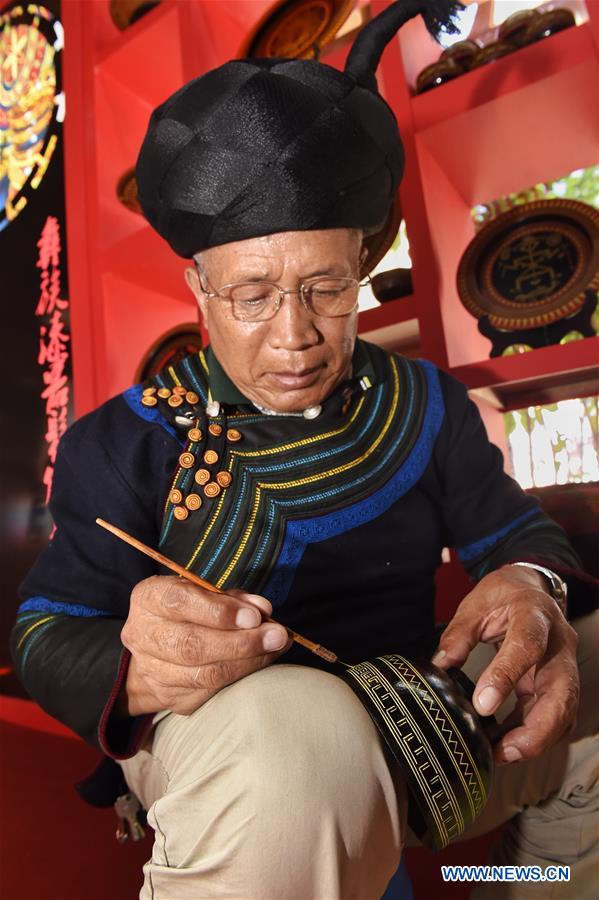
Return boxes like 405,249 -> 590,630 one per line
228,588 -> 273,619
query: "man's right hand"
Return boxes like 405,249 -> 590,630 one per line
119,575 -> 290,717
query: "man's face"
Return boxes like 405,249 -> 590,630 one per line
185,229 -> 365,413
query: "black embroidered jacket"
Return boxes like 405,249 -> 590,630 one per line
11,341 -> 595,759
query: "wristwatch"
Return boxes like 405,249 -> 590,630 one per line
511,562 -> 568,615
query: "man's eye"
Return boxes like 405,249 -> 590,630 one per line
312,289 -> 343,298
310,279 -> 351,297
239,296 -> 267,306
231,285 -> 272,304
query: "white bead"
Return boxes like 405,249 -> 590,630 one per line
205,400 -> 220,417
303,405 -> 322,420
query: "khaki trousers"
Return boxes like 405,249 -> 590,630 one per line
120,612 -> 598,900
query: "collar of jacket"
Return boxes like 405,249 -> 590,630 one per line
205,337 -> 377,407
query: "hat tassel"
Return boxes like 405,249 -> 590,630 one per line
345,0 -> 465,89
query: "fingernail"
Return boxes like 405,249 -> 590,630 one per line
263,628 -> 287,651
503,746 -> 522,763
432,650 -> 446,666
477,686 -> 502,713
236,607 -> 261,629
241,593 -> 272,616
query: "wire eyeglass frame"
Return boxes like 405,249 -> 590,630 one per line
194,261 -> 371,322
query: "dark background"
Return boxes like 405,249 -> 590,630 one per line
0,0 -> 69,697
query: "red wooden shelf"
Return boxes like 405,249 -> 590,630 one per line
95,0 -> 178,68
102,226 -> 190,299
414,52 -> 597,208
95,2 -> 184,110
358,296 -> 419,352
450,337 -> 599,410
411,23 -> 595,133
358,295 -> 417,332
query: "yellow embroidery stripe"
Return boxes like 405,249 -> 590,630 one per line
212,486 -> 263,586
186,387 -> 370,571
199,350 -> 209,376
186,479 -> 229,568
185,456 -> 235,570
167,365 -> 182,387
17,615 -> 57,650
232,397 -> 365,459
214,358 -> 400,586
258,403 -> 389,488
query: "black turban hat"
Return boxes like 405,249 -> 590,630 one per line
136,0 -> 464,257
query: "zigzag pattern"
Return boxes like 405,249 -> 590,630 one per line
382,655 -> 486,814
347,659 -> 462,847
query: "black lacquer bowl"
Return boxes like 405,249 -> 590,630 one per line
338,655 -> 496,850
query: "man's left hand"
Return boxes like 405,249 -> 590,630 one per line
432,564 -> 579,765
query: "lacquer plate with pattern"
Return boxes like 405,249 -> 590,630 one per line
457,199 -> 599,331
242,0 -> 355,60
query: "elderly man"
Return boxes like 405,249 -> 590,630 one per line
12,1 -> 598,898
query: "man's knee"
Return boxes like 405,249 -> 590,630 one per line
211,664 -> 403,828
140,664 -> 405,828
137,664 -> 405,898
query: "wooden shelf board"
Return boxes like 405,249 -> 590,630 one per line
451,337 -> 599,410
90,0 -> 122,60
101,225 -> 191,300
93,68 -> 158,252
360,319 -> 420,354
411,23 -> 595,133
415,58 -> 597,216
96,0 -> 178,67
358,295 -> 417,332
95,1 -> 184,109
101,271 -> 197,398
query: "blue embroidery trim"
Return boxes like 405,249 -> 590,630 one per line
182,356 -> 208,404
18,597 -> 112,617
457,507 -> 541,563
202,380 -> 388,580
14,610 -> 48,623
123,384 -> 181,442
245,367 -> 417,581
263,360 -> 444,605
471,518 -> 549,578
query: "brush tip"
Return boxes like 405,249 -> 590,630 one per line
315,647 -> 338,664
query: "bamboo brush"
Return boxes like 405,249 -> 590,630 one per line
96,517 -> 340,665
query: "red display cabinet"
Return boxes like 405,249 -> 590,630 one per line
371,0 -> 598,407
61,0 -> 599,421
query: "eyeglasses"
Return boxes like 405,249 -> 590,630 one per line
195,263 -> 370,322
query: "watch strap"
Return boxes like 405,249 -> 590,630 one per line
511,562 -> 568,615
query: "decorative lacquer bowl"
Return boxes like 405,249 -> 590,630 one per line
339,654 -> 496,850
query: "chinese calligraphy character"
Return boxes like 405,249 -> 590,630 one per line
35,215 -> 70,506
